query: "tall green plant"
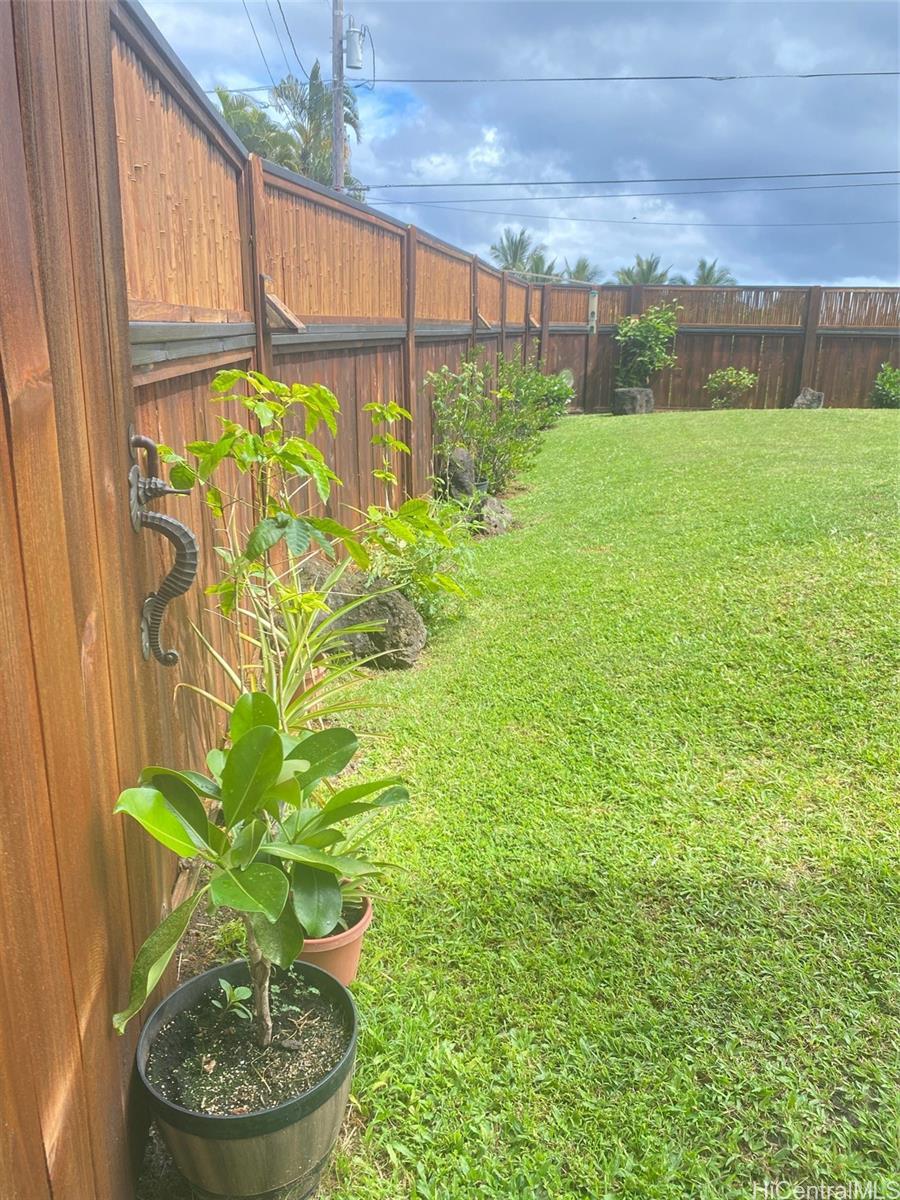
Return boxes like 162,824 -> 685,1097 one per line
160,369 -> 456,729
614,302 -> 681,388
869,361 -> 900,408
430,350 -> 573,495
112,691 -> 407,1047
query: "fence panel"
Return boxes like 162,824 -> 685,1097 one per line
416,235 -> 472,323
262,168 -> 405,322
476,264 -> 502,326
814,334 -> 899,406
110,18 -> 248,321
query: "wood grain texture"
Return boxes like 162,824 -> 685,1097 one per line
475,265 -> 502,326
111,28 -> 245,317
262,174 -> 404,321
416,239 -> 472,322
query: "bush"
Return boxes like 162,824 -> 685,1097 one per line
614,302 -> 680,388
869,362 -> 900,408
366,497 -> 476,628
704,366 -> 759,410
430,349 -> 573,495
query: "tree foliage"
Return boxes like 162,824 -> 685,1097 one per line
215,64 -> 362,194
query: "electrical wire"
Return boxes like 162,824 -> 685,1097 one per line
264,0 -> 292,77
277,0 -> 310,80
365,201 -> 899,229
372,180 -> 900,206
363,170 -> 900,192
240,0 -> 288,116
207,69 -> 899,93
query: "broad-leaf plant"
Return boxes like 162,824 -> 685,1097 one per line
113,690 -> 406,1047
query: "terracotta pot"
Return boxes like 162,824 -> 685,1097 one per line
298,897 -> 372,986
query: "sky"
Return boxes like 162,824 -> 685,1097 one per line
143,0 -> 900,285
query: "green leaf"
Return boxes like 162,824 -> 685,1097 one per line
211,368 -> 248,393
261,842 -> 373,878
140,766 -> 221,801
228,819 -> 267,868
317,783 -> 409,828
244,516 -> 288,560
248,904 -> 303,969
113,890 -> 206,1034
210,864 -> 289,922
220,726 -> 283,828
206,749 -> 226,781
288,727 -> 358,791
229,692 -> 279,743
284,518 -> 312,557
292,866 -> 342,938
343,538 -> 370,570
169,461 -> 196,490
139,771 -> 218,855
114,787 -> 203,858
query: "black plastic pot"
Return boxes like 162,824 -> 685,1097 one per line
136,960 -> 357,1200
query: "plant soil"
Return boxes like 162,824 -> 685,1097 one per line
146,967 -> 351,1116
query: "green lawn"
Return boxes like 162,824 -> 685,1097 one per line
329,410 -> 899,1200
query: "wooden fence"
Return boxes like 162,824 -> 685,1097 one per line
588,284 -> 900,411
1,1 -> 898,1197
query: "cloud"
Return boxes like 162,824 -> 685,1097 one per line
143,0 -> 900,284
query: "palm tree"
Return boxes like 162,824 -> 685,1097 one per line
526,248 -> 559,280
215,63 -> 362,193
614,253 -> 673,285
215,88 -> 300,169
671,258 -> 737,285
272,66 -> 362,193
564,255 -> 601,282
490,227 -> 536,272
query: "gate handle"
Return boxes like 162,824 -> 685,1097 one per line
129,431 -> 199,666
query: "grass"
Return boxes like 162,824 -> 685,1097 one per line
326,410 -> 899,1200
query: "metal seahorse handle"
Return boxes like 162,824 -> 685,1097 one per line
129,433 -> 199,666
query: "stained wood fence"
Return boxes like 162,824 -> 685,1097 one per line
1,2 -> 898,1199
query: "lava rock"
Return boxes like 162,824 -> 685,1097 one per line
792,387 -> 825,409
439,447 -> 477,500
328,574 -> 426,670
612,387 -> 655,415
478,495 -> 514,536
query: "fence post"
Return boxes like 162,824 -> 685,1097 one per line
539,284 -> 550,365
798,285 -> 822,400
247,155 -> 270,375
403,226 -> 418,496
500,270 -> 508,358
523,283 -> 531,363
628,284 -> 643,316
470,257 -> 478,357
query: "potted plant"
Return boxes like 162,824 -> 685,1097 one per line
114,690 -> 406,1199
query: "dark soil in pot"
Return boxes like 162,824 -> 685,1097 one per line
146,969 -> 352,1116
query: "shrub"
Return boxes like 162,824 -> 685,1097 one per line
704,366 -> 759,410
430,350 -> 573,495
614,301 -> 681,388
869,362 -> 900,408
366,497 -> 476,628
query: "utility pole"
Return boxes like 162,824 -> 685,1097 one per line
331,0 -> 344,191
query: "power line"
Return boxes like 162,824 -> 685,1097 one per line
373,181 -> 900,207
366,201 -> 899,229
240,0 -> 284,106
264,0 -> 292,77
363,170 -> 900,192
206,69 -> 899,93
277,0 -> 310,80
